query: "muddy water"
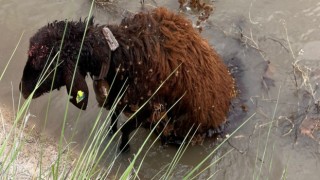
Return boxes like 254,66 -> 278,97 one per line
1,0 -> 320,179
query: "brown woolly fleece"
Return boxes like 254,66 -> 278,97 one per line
108,8 -> 236,137
20,7 -> 236,150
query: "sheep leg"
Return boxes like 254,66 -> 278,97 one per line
108,110 -> 119,136
119,109 -> 151,152
119,117 -> 140,152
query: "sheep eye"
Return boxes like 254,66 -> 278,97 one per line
28,44 -> 49,58
28,45 -> 37,57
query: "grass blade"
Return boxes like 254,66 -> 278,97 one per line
0,31 -> 24,81
184,112 -> 256,179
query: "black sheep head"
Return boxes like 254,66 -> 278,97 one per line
20,19 -> 94,110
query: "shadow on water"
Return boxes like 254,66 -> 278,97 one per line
1,0 -> 320,179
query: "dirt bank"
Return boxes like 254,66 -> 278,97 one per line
0,104 -> 75,179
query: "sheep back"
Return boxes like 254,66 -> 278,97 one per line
105,7 -> 236,140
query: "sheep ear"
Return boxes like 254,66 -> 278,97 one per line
63,67 -> 89,110
88,16 -> 94,26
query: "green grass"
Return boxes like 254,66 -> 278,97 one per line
54,1 -> 95,177
256,85 -> 282,180
0,68 -> 258,179
0,31 -> 24,81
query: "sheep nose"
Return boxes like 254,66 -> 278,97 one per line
19,82 -> 29,99
19,82 -> 22,92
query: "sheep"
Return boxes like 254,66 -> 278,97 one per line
19,7 -> 236,152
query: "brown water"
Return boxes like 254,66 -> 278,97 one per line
1,0 -> 320,179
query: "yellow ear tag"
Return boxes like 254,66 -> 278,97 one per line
76,90 -> 85,103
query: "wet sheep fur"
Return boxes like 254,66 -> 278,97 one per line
20,7 -> 235,152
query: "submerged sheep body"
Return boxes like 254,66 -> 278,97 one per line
20,7 -> 236,151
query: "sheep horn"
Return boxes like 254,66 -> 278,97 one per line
102,27 -> 119,51
91,27 -> 119,81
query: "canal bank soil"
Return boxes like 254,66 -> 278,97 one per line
0,104 -> 75,179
